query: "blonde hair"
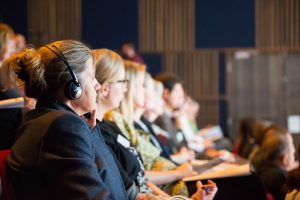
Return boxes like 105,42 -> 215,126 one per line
119,60 -> 146,126
144,72 -> 153,90
92,49 -> 124,84
0,40 -> 91,100
0,23 -> 15,60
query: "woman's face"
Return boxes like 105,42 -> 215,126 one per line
144,77 -> 155,110
152,92 -> 164,116
286,134 -> 295,168
1,39 -> 15,61
133,73 -> 145,109
72,57 -> 101,114
144,77 -> 164,115
106,66 -> 128,109
168,83 -> 185,110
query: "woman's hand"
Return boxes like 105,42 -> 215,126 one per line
175,163 -> 197,179
81,109 -> 97,128
190,180 -> 217,200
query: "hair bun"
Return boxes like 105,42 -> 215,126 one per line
16,58 -> 29,82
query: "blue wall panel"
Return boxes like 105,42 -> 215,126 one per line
196,0 -> 255,48
82,0 -> 138,50
141,53 -> 162,77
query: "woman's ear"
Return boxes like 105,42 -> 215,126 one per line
99,83 -> 110,98
281,152 -> 290,168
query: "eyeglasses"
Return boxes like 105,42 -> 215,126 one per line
108,79 -> 129,86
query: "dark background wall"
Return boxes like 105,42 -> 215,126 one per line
0,0 -> 255,134
0,0 -> 255,64
81,0 -> 255,50
0,0 -> 27,37
196,0 -> 255,48
81,0 -> 138,50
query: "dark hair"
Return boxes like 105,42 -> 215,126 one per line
122,41 -> 135,49
155,73 -> 182,92
237,117 -> 256,156
238,117 -> 256,138
0,40 -> 91,101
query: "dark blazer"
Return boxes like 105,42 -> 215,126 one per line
258,163 -> 288,200
154,113 -> 187,153
98,120 -> 150,194
7,102 -> 127,200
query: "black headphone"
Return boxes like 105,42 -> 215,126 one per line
45,45 -> 82,100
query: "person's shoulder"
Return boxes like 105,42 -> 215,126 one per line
99,120 -> 121,138
41,111 -> 93,152
40,110 -> 90,139
260,164 -> 288,181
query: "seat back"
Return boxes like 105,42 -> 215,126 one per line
0,150 -> 14,200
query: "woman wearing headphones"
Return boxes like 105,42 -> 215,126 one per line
0,40 -> 128,199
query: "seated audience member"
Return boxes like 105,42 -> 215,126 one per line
232,117 -> 257,158
143,78 -> 172,146
249,122 -> 278,171
0,23 -> 16,66
248,120 -> 273,160
142,72 -> 195,163
0,23 -> 23,150
258,126 -> 295,200
93,49 -> 164,197
14,33 -> 26,52
175,96 -> 211,153
93,49 -> 217,199
154,73 -> 231,158
1,40 -> 134,199
177,96 -> 232,152
177,96 -> 200,135
154,73 -> 188,154
121,42 -> 144,64
285,141 -> 300,200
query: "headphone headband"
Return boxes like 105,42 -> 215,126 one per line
44,45 -> 80,85
44,44 -> 82,100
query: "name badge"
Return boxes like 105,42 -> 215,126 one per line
117,134 -> 130,148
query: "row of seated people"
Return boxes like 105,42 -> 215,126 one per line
2,21 -> 298,200
233,117 -> 300,200
0,22 -> 219,200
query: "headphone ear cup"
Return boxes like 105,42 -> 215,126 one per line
64,80 -> 82,100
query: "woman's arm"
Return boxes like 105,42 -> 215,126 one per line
147,181 -> 170,197
145,163 -> 196,185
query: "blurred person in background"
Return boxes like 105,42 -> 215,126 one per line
121,42 -> 145,64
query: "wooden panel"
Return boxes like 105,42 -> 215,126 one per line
162,50 -> 220,127
285,54 -> 300,115
256,0 -> 300,48
27,0 -> 81,46
138,0 -> 195,51
226,51 -> 287,139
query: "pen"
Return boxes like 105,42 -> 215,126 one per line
201,184 -> 214,192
